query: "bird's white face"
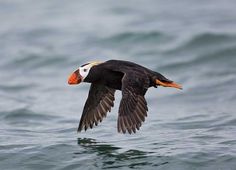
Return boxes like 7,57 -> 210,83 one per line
68,61 -> 102,85
79,64 -> 93,81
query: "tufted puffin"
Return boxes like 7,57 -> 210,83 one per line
68,60 -> 182,134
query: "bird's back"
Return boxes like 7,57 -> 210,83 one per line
105,60 -> 148,70
103,60 -> 171,83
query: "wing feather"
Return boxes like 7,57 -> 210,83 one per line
117,72 -> 149,134
78,83 -> 115,132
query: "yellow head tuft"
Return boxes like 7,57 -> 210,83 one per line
88,61 -> 103,67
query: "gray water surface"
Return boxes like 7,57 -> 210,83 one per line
0,0 -> 236,170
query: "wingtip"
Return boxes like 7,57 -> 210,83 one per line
77,126 -> 83,133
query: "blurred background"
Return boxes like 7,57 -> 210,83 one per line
0,0 -> 236,169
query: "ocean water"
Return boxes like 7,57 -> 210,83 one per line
1,0 -> 236,169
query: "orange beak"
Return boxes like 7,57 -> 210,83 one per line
156,79 -> 182,90
68,72 -> 82,85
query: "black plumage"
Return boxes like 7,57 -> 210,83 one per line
68,60 -> 182,134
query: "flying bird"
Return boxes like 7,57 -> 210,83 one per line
68,60 -> 182,134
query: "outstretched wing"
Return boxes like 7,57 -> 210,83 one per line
78,83 -> 116,132
117,72 -> 149,134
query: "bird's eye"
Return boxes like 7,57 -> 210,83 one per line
83,69 -> 87,72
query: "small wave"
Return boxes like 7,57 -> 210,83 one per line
184,33 -> 236,48
0,144 -> 29,150
3,108 -> 59,122
219,140 -> 236,145
98,31 -> 171,46
166,32 -> 236,54
5,53 -> 68,71
159,44 -> 236,72
191,45 -> 236,66
163,113 -> 234,130
0,84 -> 36,92
176,114 -> 209,121
160,32 -> 236,70
177,151 -> 236,166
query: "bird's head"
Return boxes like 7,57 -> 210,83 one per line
68,61 -> 102,85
